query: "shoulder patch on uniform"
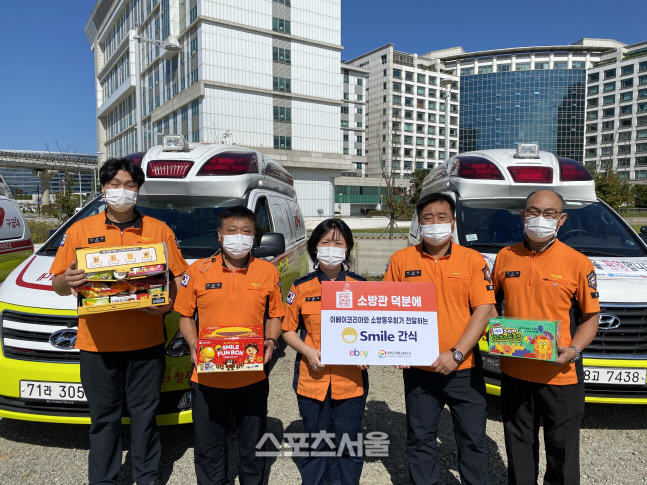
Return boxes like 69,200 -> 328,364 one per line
385,260 -> 390,272
345,270 -> 367,281
287,290 -> 296,305
293,272 -> 318,287
181,273 -> 191,287
587,270 -> 597,290
482,265 -> 492,283
277,278 -> 282,289
60,234 -> 67,247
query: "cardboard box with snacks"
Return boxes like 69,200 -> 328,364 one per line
196,326 -> 264,373
76,243 -> 170,315
488,317 -> 561,362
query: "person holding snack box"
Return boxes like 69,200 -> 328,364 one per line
383,192 -> 495,485
491,189 -> 600,485
175,206 -> 284,485
51,158 -> 188,485
282,218 -> 368,485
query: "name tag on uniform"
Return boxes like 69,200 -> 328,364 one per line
88,236 -> 106,244
205,283 -> 222,290
405,270 -> 422,277
505,271 -> 521,278
305,296 -> 321,302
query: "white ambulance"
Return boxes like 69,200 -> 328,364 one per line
411,144 -> 647,404
0,175 -> 33,282
0,136 -> 308,424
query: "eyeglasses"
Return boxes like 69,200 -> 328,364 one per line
524,209 -> 562,220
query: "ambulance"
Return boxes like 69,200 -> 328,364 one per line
0,136 -> 308,424
411,144 -> 647,404
0,176 -> 33,282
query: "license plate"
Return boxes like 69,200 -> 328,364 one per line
583,367 -> 647,386
20,381 -> 87,402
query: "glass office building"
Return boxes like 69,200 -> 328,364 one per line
459,69 -> 586,160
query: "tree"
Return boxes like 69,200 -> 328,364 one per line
410,168 -> 431,203
634,184 -> 647,208
593,167 -> 633,211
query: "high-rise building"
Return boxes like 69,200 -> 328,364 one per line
427,39 -> 624,162
347,44 -> 460,180
583,40 -> 647,182
85,0 -> 366,217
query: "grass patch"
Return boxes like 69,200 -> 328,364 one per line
28,220 -> 59,244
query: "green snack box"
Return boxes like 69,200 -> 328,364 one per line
488,317 -> 561,362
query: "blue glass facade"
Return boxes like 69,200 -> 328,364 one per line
459,69 -> 586,161
0,168 -> 95,195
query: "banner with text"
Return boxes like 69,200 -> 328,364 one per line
320,281 -> 438,366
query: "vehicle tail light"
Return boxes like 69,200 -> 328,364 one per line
558,158 -> 593,181
507,166 -> 553,184
146,161 -> 194,178
197,152 -> 259,176
124,152 -> 146,166
456,157 -> 504,180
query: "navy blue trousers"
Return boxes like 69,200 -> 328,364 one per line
297,388 -> 367,485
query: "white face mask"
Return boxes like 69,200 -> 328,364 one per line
104,188 -> 138,212
317,246 -> 347,270
222,234 -> 254,259
524,216 -> 559,242
420,223 -> 453,246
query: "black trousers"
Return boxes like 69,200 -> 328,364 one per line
403,367 -> 490,485
501,373 -> 585,485
80,344 -> 166,485
190,378 -> 270,485
297,388 -> 367,485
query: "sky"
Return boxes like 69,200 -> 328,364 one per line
0,0 -> 645,155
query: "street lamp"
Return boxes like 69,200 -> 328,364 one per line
440,79 -> 452,162
132,32 -> 181,151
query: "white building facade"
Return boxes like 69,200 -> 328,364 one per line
584,40 -> 647,183
85,0 -> 366,217
347,44 -> 460,180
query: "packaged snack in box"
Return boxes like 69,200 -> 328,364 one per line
488,317 -> 560,362
75,243 -> 170,315
196,326 -> 264,373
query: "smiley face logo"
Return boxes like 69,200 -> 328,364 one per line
342,327 -> 358,344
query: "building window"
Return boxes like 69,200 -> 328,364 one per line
192,131 -> 200,142
273,47 -> 291,64
572,61 -> 586,69
622,92 -> 634,102
639,88 -> 647,99
341,106 -> 349,114
356,149 -> 362,156
604,68 -> 616,79
618,145 -> 632,155
416,125 -> 425,134
588,73 -> 600,83
356,135 -> 363,143
601,133 -> 614,143
272,17 -> 291,34
603,82 -> 616,92
357,78 -> 363,85
405,71 -> 414,81
343,148 -> 349,154
381,55 -> 387,64
404,136 -> 413,145
603,95 -> 615,105
553,61 -> 568,69
357,108 -> 363,114
639,144 -> 647,153
393,69 -> 402,79
405,84 -> 414,94
621,78 -> 634,89
588,98 -> 599,107
535,62 -> 549,70
341,120 -> 349,127
273,136 -> 292,150
404,123 -> 413,132
273,77 -> 291,92
357,121 -> 362,127
461,67 -> 474,76
273,0 -> 291,5
621,64 -> 635,76
478,65 -> 493,74
405,110 -> 413,119
601,120 -> 614,130
621,105 -> 633,115
416,137 -> 424,146
586,111 -> 598,120
585,148 -> 597,157
428,89 -> 437,98
417,87 -> 425,96
619,131 -> 633,141
498,64 -> 512,72
639,102 -> 647,113
344,75 -> 349,83
417,74 -> 425,83
274,106 -> 292,122
343,92 -> 349,100
393,82 -> 402,91
588,85 -> 599,95
343,134 -> 349,142
516,62 -> 530,71
586,123 -> 598,132
603,108 -> 615,118
405,97 -> 413,107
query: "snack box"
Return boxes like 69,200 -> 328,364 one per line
196,326 -> 264,373
488,317 -> 561,362
75,243 -> 169,315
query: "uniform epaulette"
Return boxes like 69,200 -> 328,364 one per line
293,271 -> 319,287
346,271 -> 367,281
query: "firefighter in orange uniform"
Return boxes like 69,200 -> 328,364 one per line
492,189 -> 600,485
51,158 -> 188,485
383,193 -> 495,485
175,206 -> 284,485
282,219 -> 368,485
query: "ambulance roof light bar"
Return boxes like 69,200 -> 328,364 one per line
558,158 -> 593,181
515,143 -> 540,159
454,156 -> 504,180
162,135 -> 190,152
197,152 -> 259,176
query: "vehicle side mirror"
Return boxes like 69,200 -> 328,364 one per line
641,226 -> 647,234
252,232 -> 285,258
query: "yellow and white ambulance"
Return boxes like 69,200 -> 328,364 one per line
0,178 -> 33,282
411,144 -> 647,404
0,137 -> 308,424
